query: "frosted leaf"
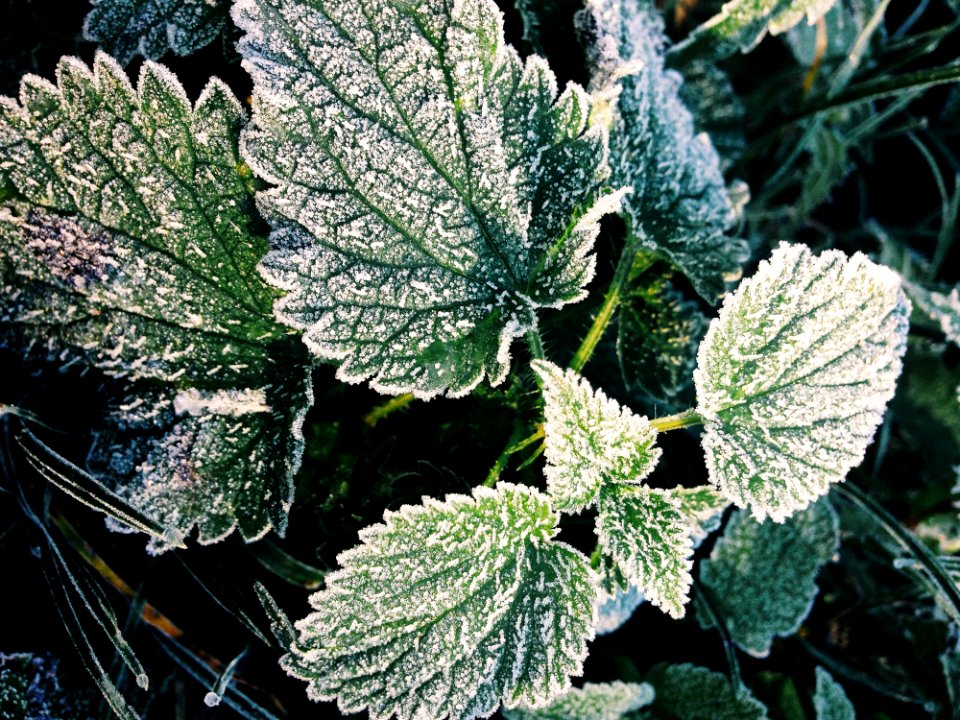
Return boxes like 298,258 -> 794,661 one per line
617,272 -> 707,403
90,364 -> 311,550
283,483 -> 599,720
813,668 -> 855,720
907,283 -> 960,346
674,484 -> 729,548
503,681 -> 654,720
83,0 -> 228,65
580,0 -> 747,301
596,485 -> 693,619
533,360 -> 661,512
673,0 -> 838,60
694,243 -> 909,522
233,0 -> 617,399
698,500 -> 839,657
595,582 -> 645,635
0,54 -> 312,545
644,664 -> 769,720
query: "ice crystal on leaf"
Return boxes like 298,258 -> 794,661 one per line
907,283 -> 960,346
644,664 -> 769,720
580,0 -> 747,301
83,0 -> 228,65
0,54 -> 312,546
674,0 -> 838,60
699,500 -> 840,657
233,0 -> 619,399
813,667 -> 855,720
594,582 -> 645,635
282,483 -> 599,720
694,243 -> 909,522
533,360 -> 660,512
503,681 -> 654,720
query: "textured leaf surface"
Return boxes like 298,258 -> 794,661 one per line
594,582 -> 645,635
597,485 -> 693,619
0,54 -> 312,545
907,283 -> 960,346
617,271 -> 707,403
694,243 -> 909,521
504,681 -> 654,720
674,484 -> 730,547
234,0 -> 617,398
282,484 -> 599,720
643,664 -> 769,720
534,360 -> 661,512
675,0 -> 838,60
814,668 -> 855,720
699,500 -> 839,657
582,0 -> 746,301
83,0 -> 228,65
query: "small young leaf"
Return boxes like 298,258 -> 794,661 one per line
595,581 -> 646,635
503,681 -> 654,720
698,500 -> 840,657
83,0 -> 228,65
644,663 -> 769,720
534,360 -> 661,513
674,484 -> 730,547
673,0 -> 839,61
282,483 -> 599,720
907,283 -> 960,346
0,54 -> 312,545
617,272 -> 708,404
597,484 -> 693,619
234,0 -> 618,399
813,667 -> 856,720
694,243 -> 909,522
581,0 -> 747,301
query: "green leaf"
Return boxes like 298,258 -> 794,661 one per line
698,500 -> 839,657
617,271 -> 707,404
643,664 -> 769,720
282,483 -> 599,720
83,0 -> 228,65
906,283 -> 960,346
534,359 -> 661,513
504,681 -> 654,720
233,0 -> 619,399
595,581 -> 646,635
0,54 -> 312,545
694,243 -> 909,522
813,667 -> 856,720
582,0 -> 747,301
674,484 -> 730,547
596,484 -> 694,619
672,0 -> 839,62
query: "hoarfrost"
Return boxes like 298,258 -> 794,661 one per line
503,680 -> 654,720
695,243 -> 909,522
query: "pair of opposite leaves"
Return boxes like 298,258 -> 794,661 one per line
0,0 -> 908,718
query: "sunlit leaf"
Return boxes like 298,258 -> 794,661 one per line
695,242 -> 909,521
283,483 -> 599,720
234,0 -> 619,398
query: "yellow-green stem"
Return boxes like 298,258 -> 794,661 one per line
650,408 -> 703,432
364,393 -> 414,427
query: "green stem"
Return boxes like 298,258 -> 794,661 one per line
693,580 -> 742,691
525,329 -> 546,363
835,482 -> 960,626
649,409 -> 703,433
484,426 -> 544,488
569,242 -> 655,373
364,393 -> 414,426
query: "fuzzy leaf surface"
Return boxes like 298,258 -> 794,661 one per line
534,360 -> 661,512
83,0 -> 228,65
643,664 -> 769,720
699,500 -> 839,657
582,0 -> 746,301
907,283 -> 960,346
0,54 -> 311,545
814,668 -> 855,720
694,243 -> 909,522
675,0 -> 838,60
503,681 -> 654,720
595,582 -> 645,635
234,0 -> 616,398
282,483 -> 599,720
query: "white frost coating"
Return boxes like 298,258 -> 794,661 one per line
695,242 -> 909,522
173,388 -> 270,416
581,0 -> 746,301
533,360 -> 661,512
594,584 -> 645,635
908,283 -> 960,346
282,483 -> 600,720
813,667 -> 855,720
233,0 -> 615,399
84,0 -> 228,65
502,681 -> 654,720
